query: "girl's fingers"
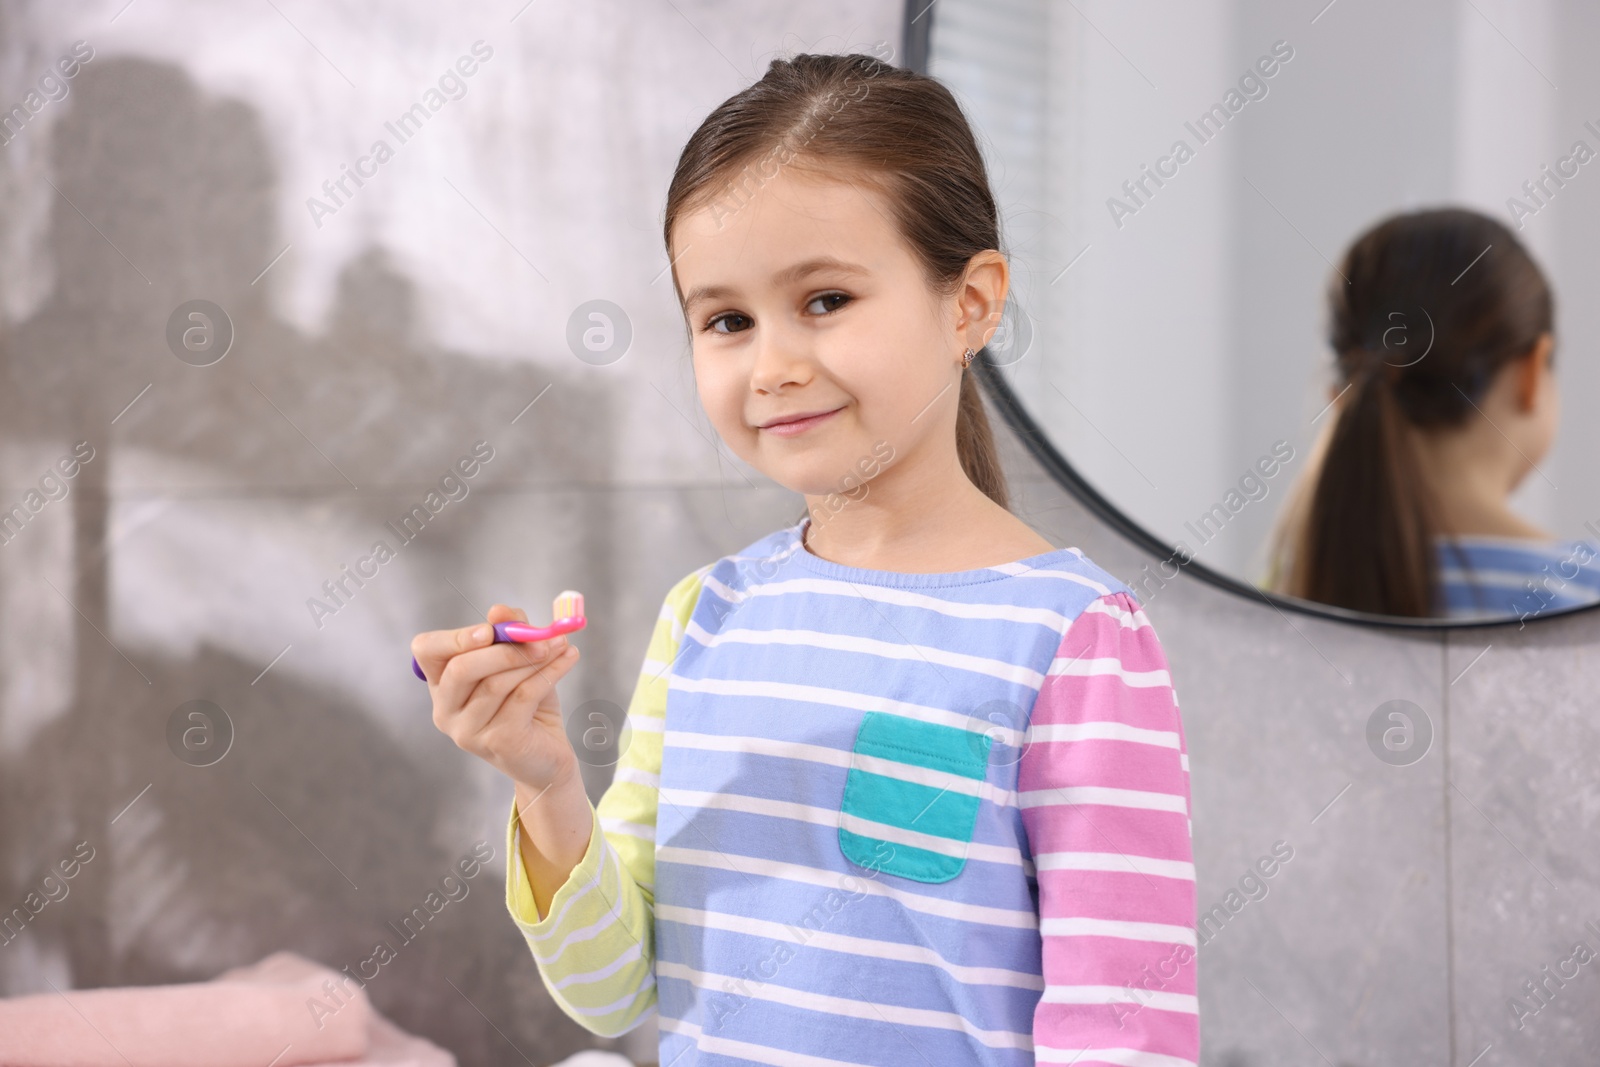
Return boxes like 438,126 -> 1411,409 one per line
412,604 -> 530,685
486,602 -> 529,625
442,639 -> 573,738
412,623 -> 495,686
444,661 -> 541,740
435,635 -> 563,709
478,646 -> 580,744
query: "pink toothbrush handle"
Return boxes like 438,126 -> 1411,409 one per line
412,616 -> 585,680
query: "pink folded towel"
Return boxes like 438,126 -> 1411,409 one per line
0,951 -> 454,1067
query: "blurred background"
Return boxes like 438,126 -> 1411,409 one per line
1,0 -> 1599,1065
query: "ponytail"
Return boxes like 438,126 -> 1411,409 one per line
1284,207 -> 1554,616
957,368 -> 1008,509
1292,359 -> 1436,615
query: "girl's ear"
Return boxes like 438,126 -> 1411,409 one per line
1515,332 -> 1554,413
956,250 -> 1009,347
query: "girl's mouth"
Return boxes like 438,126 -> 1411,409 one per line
760,406 -> 843,437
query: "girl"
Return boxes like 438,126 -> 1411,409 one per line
1264,207 -> 1599,620
415,53 -> 1198,1066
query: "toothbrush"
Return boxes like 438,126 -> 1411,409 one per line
412,590 -> 586,681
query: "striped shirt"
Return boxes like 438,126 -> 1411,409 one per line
1435,535 -> 1600,620
504,517 -> 1199,1065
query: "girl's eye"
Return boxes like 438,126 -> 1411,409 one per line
705,312 -> 751,335
808,292 -> 850,315
701,293 -> 849,334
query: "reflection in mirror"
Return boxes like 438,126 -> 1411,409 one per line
927,1 -> 1600,624
1260,207 -> 1597,619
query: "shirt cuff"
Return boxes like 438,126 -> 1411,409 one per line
504,790 -> 604,936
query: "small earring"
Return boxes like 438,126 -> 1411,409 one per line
961,347 -> 976,369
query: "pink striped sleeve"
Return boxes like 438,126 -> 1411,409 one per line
1018,591 -> 1199,1065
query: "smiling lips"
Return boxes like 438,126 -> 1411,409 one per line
759,406 -> 844,437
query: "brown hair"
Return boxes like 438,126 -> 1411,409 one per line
1284,207 -> 1554,616
660,51 -> 1009,510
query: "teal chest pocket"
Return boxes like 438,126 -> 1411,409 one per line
838,711 -> 992,884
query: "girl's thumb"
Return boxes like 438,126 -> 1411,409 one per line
485,602 -> 529,624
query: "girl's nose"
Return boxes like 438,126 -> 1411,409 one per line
748,332 -> 813,394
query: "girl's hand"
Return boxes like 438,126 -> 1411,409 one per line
412,602 -> 582,792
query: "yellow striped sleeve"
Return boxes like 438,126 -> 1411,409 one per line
503,565 -> 708,1037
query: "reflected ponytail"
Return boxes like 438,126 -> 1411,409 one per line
1294,359 -> 1437,615
1285,207 -> 1553,616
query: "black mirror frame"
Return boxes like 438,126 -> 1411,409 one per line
903,0 -> 1588,632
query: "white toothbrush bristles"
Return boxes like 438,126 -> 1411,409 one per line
553,590 -> 584,621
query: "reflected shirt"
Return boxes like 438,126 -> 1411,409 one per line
1435,535 -> 1600,620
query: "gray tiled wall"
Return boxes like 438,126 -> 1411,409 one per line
1,3 -> 1596,1066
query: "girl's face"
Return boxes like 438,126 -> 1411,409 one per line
670,166 -> 987,499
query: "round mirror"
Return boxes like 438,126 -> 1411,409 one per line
918,1 -> 1600,627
